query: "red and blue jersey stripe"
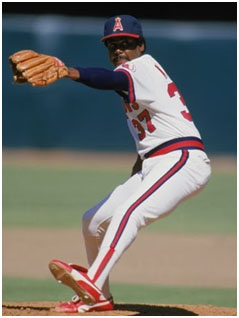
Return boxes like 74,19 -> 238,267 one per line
115,69 -> 136,103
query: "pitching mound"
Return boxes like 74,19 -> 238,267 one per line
2,302 -> 236,316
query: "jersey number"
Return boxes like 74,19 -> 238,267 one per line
130,82 -> 192,141
132,109 -> 156,140
167,82 -> 193,121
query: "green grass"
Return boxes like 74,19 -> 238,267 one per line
2,277 -> 236,308
2,165 -> 127,228
3,164 -> 236,234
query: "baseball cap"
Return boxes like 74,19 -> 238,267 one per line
101,15 -> 143,42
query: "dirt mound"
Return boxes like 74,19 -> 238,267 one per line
2,302 -> 236,316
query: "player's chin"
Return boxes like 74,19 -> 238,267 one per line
112,57 -> 129,67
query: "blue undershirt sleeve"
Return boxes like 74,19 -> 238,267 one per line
74,67 -> 128,91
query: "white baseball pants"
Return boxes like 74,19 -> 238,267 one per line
82,149 -> 211,298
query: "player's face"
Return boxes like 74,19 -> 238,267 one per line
106,37 -> 145,67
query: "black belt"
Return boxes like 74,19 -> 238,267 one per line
144,137 -> 205,159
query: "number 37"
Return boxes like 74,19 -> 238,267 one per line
132,82 -> 192,140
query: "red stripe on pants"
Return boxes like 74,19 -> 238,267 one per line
93,150 -> 189,283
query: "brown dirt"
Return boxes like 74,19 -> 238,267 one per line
2,149 -> 237,173
2,229 -> 237,288
2,301 -> 237,316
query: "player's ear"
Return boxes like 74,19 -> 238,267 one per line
139,43 -> 145,53
138,38 -> 146,53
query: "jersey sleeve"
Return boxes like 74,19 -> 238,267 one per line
115,56 -> 161,104
74,67 -> 129,91
114,68 -> 136,103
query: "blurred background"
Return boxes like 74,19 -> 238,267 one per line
2,2 -> 237,311
3,2 -> 237,153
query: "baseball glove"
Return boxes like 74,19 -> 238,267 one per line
9,50 -> 69,86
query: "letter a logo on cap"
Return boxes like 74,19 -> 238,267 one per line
113,17 -> 123,32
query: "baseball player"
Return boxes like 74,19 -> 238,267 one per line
9,15 -> 211,313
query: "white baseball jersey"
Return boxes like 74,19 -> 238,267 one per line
115,54 -> 202,158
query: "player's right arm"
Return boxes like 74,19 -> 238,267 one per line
131,155 -> 143,176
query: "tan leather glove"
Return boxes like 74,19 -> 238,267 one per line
9,50 -> 69,86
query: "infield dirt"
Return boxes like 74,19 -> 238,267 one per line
2,229 -> 236,288
2,301 -> 237,316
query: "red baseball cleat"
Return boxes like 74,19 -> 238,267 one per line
55,295 -> 114,313
48,259 -> 102,305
